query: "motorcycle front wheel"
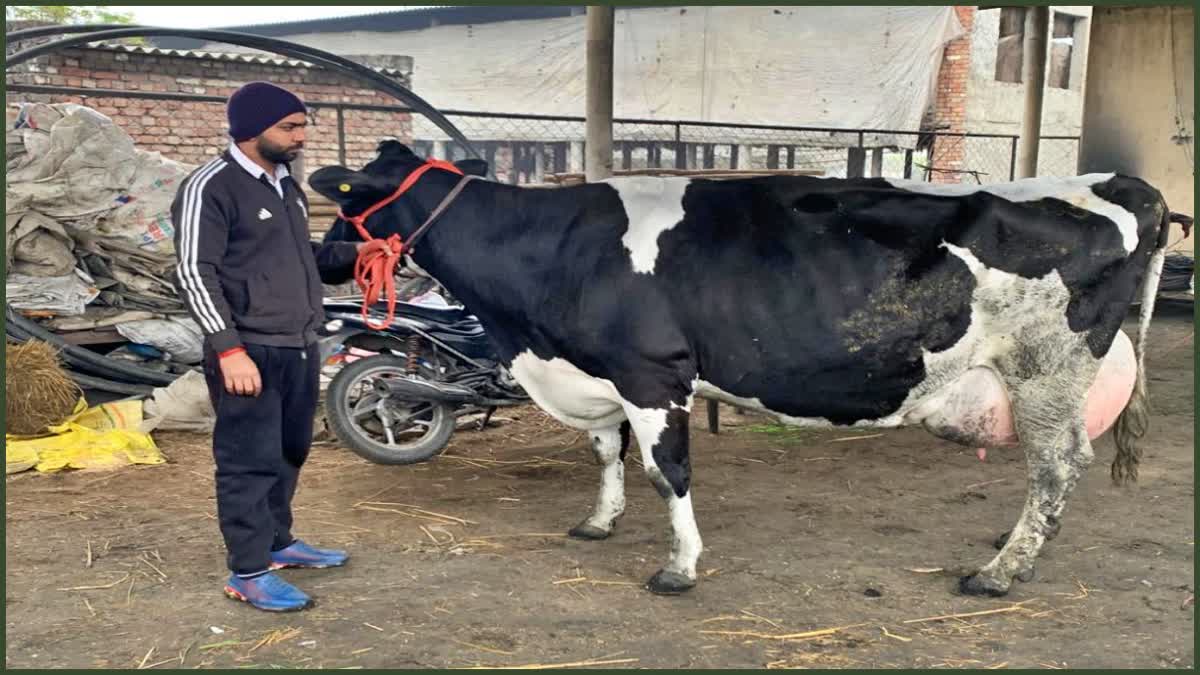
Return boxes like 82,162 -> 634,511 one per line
326,355 -> 457,465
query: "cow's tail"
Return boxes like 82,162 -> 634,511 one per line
1110,209 -> 1189,484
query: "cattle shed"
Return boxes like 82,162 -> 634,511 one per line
4,10 -> 1195,671
1076,5 -> 1194,253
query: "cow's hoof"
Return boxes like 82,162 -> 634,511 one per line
567,522 -> 611,540
646,569 -> 695,595
1015,567 -> 1035,583
957,574 -> 1009,597
993,530 -> 1011,550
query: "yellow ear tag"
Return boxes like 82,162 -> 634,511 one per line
338,183 -> 352,193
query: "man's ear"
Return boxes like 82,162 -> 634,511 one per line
308,166 -> 395,207
453,158 -> 489,177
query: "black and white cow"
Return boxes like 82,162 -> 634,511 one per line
311,140 -> 1181,597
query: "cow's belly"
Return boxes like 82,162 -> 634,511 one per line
909,330 -> 1137,447
509,350 -> 626,430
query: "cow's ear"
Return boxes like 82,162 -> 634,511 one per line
308,166 -> 394,206
454,158 -> 489,177
376,139 -> 419,160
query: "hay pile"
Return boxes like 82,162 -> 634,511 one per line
5,340 -> 81,436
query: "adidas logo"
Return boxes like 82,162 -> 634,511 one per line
257,208 -> 272,220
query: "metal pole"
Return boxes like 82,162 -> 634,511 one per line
336,105 -> 346,166
1008,135 -> 1018,180
674,123 -> 687,169
1017,6 -> 1049,178
585,6 -> 614,182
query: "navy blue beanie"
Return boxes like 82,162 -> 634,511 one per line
226,82 -> 307,142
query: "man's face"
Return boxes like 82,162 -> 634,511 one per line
256,112 -> 307,163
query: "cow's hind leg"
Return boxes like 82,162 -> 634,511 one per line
959,363 -> 1096,597
623,403 -> 701,594
569,422 -> 632,540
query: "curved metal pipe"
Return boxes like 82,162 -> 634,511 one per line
5,25 -> 486,165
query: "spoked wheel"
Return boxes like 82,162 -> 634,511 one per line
325,355 -> 456,465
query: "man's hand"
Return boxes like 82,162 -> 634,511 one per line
220,351 -> 262,396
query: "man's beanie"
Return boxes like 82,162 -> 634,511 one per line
226,82 -> 307,142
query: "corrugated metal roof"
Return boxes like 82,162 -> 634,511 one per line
82,42 -> 410,76
151,6 -> 671,49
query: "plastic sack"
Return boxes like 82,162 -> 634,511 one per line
5,268 -> 100,316
115,316 -> 205,364
141,370 -> 215,434
5,399 -> 164,474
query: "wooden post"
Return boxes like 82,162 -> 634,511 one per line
1017,6 -> 1049,178
707,400 -> 720,434
585,6 -> 615,182
533,145 -> 545,183
870,147 -> 884,177
569,141 -> 585,173
846,147 -> 866,178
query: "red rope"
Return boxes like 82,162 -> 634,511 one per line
353,234 -> 406,330
338,159 -> 463,330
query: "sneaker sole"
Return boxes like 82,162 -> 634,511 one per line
268,560 -> 347,570
223,585 -> 313,612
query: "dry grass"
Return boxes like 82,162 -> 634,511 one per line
6,339 -> 81,435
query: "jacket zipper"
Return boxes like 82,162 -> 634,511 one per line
280,181 -> 318,340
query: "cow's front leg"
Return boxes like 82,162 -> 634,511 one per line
569,422 -> 631,540
623,403 -> 701,594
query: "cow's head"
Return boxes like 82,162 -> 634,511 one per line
310,140 -> 488,242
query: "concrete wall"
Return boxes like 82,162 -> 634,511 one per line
966,5 -> 1091,135
963,6 -> 1091,180
1079,6 -> 1194,254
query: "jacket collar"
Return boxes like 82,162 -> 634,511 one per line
227,142 -> 291,184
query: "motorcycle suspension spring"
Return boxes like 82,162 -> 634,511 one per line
405,335 -> 422,375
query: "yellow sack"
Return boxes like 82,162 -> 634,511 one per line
5,399 -> 164,474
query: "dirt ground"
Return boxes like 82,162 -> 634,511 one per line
5,310 -> 1194,669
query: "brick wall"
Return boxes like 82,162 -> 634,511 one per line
930,6 -> 976,182
5,45 -> 414,173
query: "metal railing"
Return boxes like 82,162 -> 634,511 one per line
414,111 -> 1080,185
6,83 -> 1080,185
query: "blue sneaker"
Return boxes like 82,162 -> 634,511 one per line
223,572 -> 312,612
269,540 -> 349,570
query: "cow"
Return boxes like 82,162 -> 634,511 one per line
310,140 -> 1180,598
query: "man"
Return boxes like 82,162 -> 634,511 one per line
170,81 -> 362,611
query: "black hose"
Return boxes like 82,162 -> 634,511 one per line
4,25 -> 489,169
1159,252 -> 1194,293
67,371 -> 155,397
5,307 -> 178,386
6,316 -> 188,390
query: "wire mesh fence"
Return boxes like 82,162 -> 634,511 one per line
4,81 -> 1081,185
415,110 -> 1080,185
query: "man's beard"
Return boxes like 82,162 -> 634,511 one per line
258,138 -> 301,164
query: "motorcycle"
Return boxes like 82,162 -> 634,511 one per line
318,278 -> 529,465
